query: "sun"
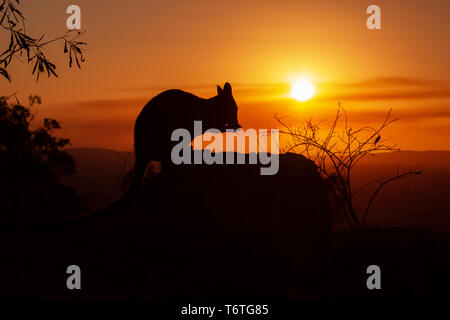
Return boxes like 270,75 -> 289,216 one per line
290,78 -> 316,102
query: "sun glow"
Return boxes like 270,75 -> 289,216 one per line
290,78 -> 316,102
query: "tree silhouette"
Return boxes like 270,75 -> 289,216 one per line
276,106 -> 421,228
0,95 -> 85,224
0,0 -> 87,81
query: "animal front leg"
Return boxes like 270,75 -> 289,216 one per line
131,147 -> 152,192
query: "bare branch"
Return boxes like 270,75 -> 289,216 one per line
276,105 -> 421,228
362,169 -> 422,226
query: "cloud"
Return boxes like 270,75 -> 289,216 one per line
312,77 -> 450,102
76,97 -> 147,111
335,77 -> 444,88
113,83 -> 288,101
112,78 -> 450,103
46,77 -> 450,150
336,106 -> 450,124
320,89 -> 450,102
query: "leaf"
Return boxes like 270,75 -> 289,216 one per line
0,67 -> 11,81
9,3 -> 24,19
0,8 -> 7,25
32,60 -> 38,75
13,31 -> 22,48
44,60 -> 50,77
20,32 -> 35,41
1,46 -> 10,57
8,32 -> 14,52
17,32 -> 28,50
49,66 -> 58,78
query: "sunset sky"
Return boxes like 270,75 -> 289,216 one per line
1,0 -> 449,151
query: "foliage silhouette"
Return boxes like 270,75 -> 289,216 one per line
0,95 -> 85,224
0,0 -> 87,81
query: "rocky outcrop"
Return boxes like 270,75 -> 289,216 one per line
127,152 -> 332,297
4,152 -> 332,299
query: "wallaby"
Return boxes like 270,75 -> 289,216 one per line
19,83 -> 240,230
131,82 -> 241,192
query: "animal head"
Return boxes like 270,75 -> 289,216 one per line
215,82 -> 241,131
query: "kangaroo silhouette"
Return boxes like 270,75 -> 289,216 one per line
18,84 -> 240,228
131,82 -> 240,192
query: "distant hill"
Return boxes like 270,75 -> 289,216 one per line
351,150 -> 450,233
65,148 -> 135,211
66,148 -> 450,233
356,150 -> 450,169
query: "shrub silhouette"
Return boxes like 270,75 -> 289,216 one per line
0,95 -> 84,224
276,106 -> 421,228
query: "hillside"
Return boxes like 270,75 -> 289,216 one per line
66,148 -> 450,234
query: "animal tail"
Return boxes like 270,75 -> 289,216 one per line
17,189 -> 135,232
15,147 -> 155,232
17,148 -> 141,232
107,146 -> 135,203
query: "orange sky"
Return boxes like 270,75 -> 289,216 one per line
1,0 -> 449,151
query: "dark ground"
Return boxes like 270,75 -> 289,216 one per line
2,227 -> 449,299
1,151 -> 449,299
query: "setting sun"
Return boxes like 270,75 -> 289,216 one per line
290,78 -> 316,102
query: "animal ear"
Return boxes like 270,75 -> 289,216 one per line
224,82 -> 232,96
217,85 -> 223,96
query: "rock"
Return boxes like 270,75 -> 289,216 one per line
130,152 -> 332,297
